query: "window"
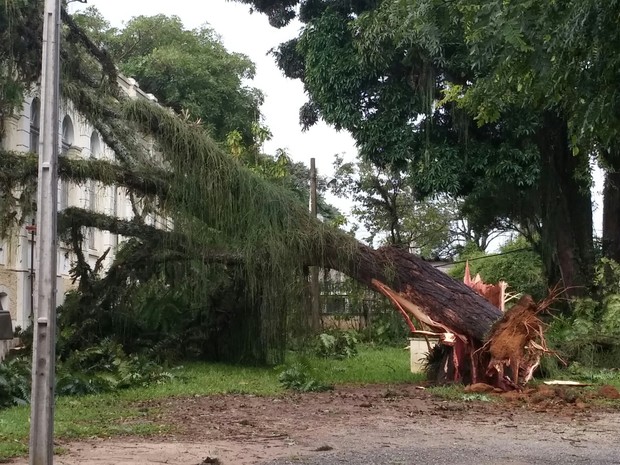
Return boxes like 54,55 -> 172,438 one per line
61,115 -> 74,155
88,180 -> 97,212
90,131 -> 101,159
88,132 -> 100,213
30,98 -> 40,154
88,227 -> 96,250
323,295 -> 347,315
59,116 -> 74,210
0,292 -> 8,312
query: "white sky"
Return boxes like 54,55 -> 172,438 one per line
71,0 -> 357,181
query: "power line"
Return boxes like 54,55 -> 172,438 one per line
432,247 -> 533,268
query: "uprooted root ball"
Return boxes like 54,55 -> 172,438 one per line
485,295 -> 547,388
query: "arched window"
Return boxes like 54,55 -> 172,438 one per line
59,116 -> 74,210
0,292 -> 8,312
30,98 -> 40,154
90,131 -> 101,159
61,115 -> 74,155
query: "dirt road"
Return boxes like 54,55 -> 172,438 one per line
11,384 -> 620,464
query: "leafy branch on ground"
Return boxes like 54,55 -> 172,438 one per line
278,360 -> 333,392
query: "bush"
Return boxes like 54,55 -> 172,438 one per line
278,362 -> 333,392
314,331 -> 359,359
0,356 -> 31,408
56,339 -> 177,396
0,339 -> 178,410
546,259 -> 620,370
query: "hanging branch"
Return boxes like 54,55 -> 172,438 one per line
0,151 -> 170,198
58,207 -> 242,266
61,7 -> 118,86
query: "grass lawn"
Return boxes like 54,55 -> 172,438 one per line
0,345 -> 416,460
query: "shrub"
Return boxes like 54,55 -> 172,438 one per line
314,331 -> 359,359
278,362 -> 333,392
546,259 -> 620,370
0,356 -> 31,408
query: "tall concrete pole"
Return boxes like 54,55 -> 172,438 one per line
30,0 -> 61,463
309,158 -> 321,331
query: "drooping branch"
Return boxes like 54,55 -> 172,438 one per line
61,81 -> 151,167
58,207 -> 242,266
123,98 -> 503,339
61,7 -> 118,87
0,151 -> 170,198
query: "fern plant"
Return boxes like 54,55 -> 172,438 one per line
0,356 -> 31,408
315,330 -> 359,359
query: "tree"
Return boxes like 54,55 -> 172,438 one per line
329,155 -> 501,256
234,0 -> 599,295
0,2 -> 547,386
449,237 -> 547,301
74,7 -> 264,145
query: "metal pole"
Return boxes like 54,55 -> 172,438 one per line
30,0 -> 61,463
309,158 -> 321,331
26,222 -> 37,319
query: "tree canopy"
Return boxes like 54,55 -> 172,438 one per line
234,0 -> 620,295
329,155 -> 500,256
74,7 -> 264,145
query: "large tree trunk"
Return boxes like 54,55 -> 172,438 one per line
319,240 -> 510,385
603,171 -> 620,263
536,111 -> 594,296
324,243 -> 502,341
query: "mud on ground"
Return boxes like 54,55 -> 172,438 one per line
10,383 -> 620,465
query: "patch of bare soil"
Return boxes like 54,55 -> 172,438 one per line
11,384 -> 620,465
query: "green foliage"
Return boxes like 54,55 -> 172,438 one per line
278,361 -> 333,392
0,340 -> 177,409
546,259 -> 620,369
315,331 -> 359,359
0,0 -> 42,120
330,155 -> 474,256
73,8 -> 263,145
240,0 -> 603,292
449,237 -> 546,300
358,311 -> 408,346
0,357 -> 31,408
56,339 -> 177,397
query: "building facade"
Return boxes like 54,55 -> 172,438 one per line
0,76 -> 157,331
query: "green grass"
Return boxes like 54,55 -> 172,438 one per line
426,384 -> 466,400
2,345 -> 619,460
308,346 -> 425,385
426,384 -> 497,403
0,346 -> 417,460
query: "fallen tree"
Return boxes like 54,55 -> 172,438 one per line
0,4 -> 550,386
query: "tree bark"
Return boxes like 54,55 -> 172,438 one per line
321,239 -> 503,342
536,111 -> 594,296
603,171 -> 620,263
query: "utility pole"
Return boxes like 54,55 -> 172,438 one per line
309,158 -> 321,331
30,0 -> 61,463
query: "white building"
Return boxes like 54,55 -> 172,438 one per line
0,76 -> 157,331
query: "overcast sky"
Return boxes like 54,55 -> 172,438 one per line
72,0 -> 357,180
